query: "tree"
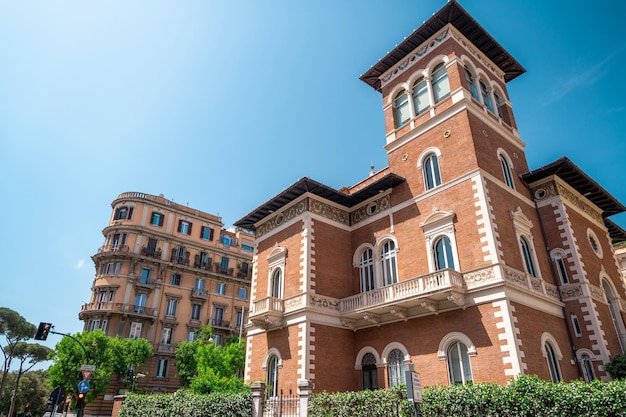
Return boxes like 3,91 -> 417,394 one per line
605,353 -> 626,379
108,336 -> 153,391
0,370 -> 48,417
47,330 -> 112,407
0,307 -> 37,401
174,325 -> 213,387
6,342 -> 51,417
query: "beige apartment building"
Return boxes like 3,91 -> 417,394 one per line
236,0 -> 626,395
79,191 -> 254,414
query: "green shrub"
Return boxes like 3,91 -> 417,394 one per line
118,390 -> 252,417
605,353 -> 626,379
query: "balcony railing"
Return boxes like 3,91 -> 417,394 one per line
251,297 -> 284,316
214,264 -> 234,276
141,247 -> 162,258
191,288 -> 209,299
171,256 -> 190,266
136,277 -> 156,289
97,244 -> 129,254
194,261 -> 212,271
80,302 -> 157,317
156,343 -> 175,354
339,269 -> 464,313
211,318 -> 231,329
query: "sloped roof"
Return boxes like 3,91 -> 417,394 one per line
360,0 -> 525,91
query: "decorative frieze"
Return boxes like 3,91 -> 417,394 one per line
463,266 -> 496,288
351,194 -> 391,225
309,294 -> 339,311
556,183 -> 603,223
560,284 -> 583,301
256,200 -> 308,237
310,199 -> 349,225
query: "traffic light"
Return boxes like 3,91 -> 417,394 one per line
34,322 -> 52,341
76,392 -> 85,409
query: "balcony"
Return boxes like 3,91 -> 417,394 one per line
190,288 -> 209,301
170,255 -> 190,266
79,302 -> 157,319
97,244 -> 129,254
135,277 -> 156,290
211,318 -> 231,330
156,343 -> 175,354
214,264 -> 234,276
250,297 -> 284,329
141,247 -> 162,259
194,260 -> 212,271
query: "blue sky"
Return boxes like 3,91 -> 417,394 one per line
1,0 -> 625,366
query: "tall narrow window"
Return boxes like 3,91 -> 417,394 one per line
493,91 -> 505,118
434,236 -> 455,270
394,91 -> 410,127
423,153 -> 442,190
464,67 -> 479,100
134,294 -> 146,314
191,304 -> 201,321
217,282 -> 226,295
447,342 -> 472,384
412,77 -> 430,115
267,355 -> 279,397
156,359 -> 168,378
362,353 -> 378,390
602,280 -> 626,352
200,226 -> 214,240
165,299 -> 178,317
271,269 -> 283,298
500,155 -> 515,188
161,327 -> 172,345
381,240 -> 398,286
520,237 -> 538,277
571,313 -> 582,337
387,349 -> 406,387
150,212 -> 164,226
580,353 -> 595,382
214,307 -> 224,326
545,342 -> 562,382
554,253 -> 569,284
431,63 -> 450,103
480,80 -> 494,112
177,220 -> 192,235
129,322 -> 142,339
359,248 -> 375,292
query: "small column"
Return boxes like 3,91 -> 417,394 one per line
251,381 -> 266,417
297,379 -> 314,417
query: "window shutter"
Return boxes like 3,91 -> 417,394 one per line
209,228 -> 214,241
177,220 -> 182,233
128,207 -> 134,220
114,208 -> 121,220
187,223 -> 192,235
150,212 -> 155,224
159,214 -> 164,226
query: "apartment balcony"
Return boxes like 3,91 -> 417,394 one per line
250,297 -> 284,329
170,255 -> 190,266
156,343 -> 175,354
190,288 -> 209,301
135,277 -> 156,290
79,302 -> 157,319
213,264 -> 234,276
193,260 -> 212,271
96,244 -> 129,254
339,269 -> 465,325
211,318 -> 231,330
140,247 -> 162,259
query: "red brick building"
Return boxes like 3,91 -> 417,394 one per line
235,1 -> 626,393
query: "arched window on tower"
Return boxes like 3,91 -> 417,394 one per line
544,341 -> 562,382
423,153 -> 442,190
271,268 -> 283,299
412,77 -> 430,115
499,154 -> 515,189
479,79 -> 494,112
431,63 -> 450,103
394,90 -> 410,128
464,66 -> 479,100
266,355 -> 279,397
520,236 -> 538,277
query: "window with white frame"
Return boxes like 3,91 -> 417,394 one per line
394,90 -> 410,128
271,268 -> 283,298
511,208 -> 540,278
601,278 -> 626,352
267,246 -> 287,299
381,240 -> 398,286
134,294 -> 147,314
217,282 -> 226,295
499,153 -> 515,189
580,353 -> 596,382
431,62 -> 450,103
161,327 -> 173,345
552,250 -> 569,284
114,206 -> 133,220
150,212 -> 164,227
170,273 -> 181,286
177,220 -> 192,235
448,342 -> 473,384
434,236 -> 455,270
387,349 -> 406,387
423,153 -> 442,190
570,313 -> 582,337
361,352 -> 378,390
165,298 -> 178,317
266,354 -> 280,397
191,303 -> 201,321
464,66 -> 479,100
520,236 -> 538,277
479,79 -> 494,112
545,341 -> 562,382
188,330 -> 197,341
238,287 -> 247,299
156,359 -> 168,378
129,322 -> 142,339
359,247 -> 376,292
140,268 -> 151,284
412,77 -> 430,115
493,90 -> 505,119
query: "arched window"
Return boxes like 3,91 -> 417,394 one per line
271,268 -> 283,298
480,79 -> 494,112
464,66 -> 479,100
381,240 -> 398,286
602,279 -> 626,352
580,353 -> 596,382
266,355 -> 279,397
553,252 -> 569,284
434,236 -> 455,270
431,63 -> 450,103
387,349 -> 406,387
359,248 -> 375,292
493,90 -> 505,119
412,77 -> 430,115
570,313 -> 582,337
423,153 -> 442,190
362,352 -> 378,390
447,342 -> 473,384
520,236 -> 537,277
394,90 -> 410,127
500,154 -> 515,189
544,341 -> 562,382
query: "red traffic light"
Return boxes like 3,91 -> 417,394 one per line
77,393 -> 85,399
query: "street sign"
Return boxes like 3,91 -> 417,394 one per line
405,370 -> 423,403
77,380 -> 90,393
82,370 -> 92,380
48,386 -> 66,406
81,364 -> 95,381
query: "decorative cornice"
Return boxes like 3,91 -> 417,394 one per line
310,199 -> 350,225
530,179 -> 602,223
256,199 -> 308,237
351,194 -> 391,225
